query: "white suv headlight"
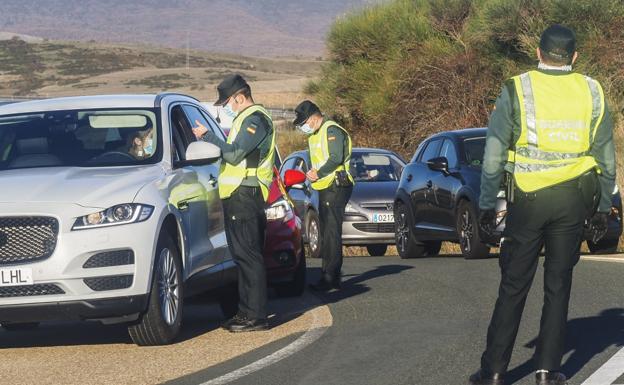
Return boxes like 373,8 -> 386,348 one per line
265,199 -> 294,222
72,204 -> 154,230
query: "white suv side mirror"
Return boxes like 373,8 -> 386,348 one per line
175,142 -> 221,168
185,141 -> 221,161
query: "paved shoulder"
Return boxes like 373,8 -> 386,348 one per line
0,292 -> 331,385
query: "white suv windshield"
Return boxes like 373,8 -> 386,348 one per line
0,108 -> 160,170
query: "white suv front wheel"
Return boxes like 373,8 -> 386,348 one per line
128,232 -> 183,346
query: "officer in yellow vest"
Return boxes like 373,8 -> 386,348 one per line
293,100 -> 354,291
192,74 -> 275,332
469,25 -> 615,385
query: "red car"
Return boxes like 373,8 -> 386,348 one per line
264,166 -> 307,297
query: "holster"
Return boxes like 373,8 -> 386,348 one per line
335,170 -> 353,187
503,162 -> 515,204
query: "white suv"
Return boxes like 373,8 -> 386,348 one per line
0,93 -> 238,345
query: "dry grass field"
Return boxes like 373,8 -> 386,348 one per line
0,38 -> 322,107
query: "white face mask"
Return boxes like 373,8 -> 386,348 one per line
298,123 -> 314,135
223,103 -> 237,118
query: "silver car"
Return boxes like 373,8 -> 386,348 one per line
0,93 -> 234,345
280,148 -> 406,256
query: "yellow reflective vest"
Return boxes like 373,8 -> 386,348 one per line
308,120 -> 353,190
218,105 -> 275,200
508,70 -> 604,192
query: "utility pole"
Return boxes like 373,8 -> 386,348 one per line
186,30 -> 190,74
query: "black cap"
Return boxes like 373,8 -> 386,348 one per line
214,74 -> 249,106
293,100 -> 321,126
539,24 -> 576,61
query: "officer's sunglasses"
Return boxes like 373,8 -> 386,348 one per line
295,117 -> 310,130
225,91 -> 244,106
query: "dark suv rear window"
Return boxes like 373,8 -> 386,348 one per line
464,137 -> 486,166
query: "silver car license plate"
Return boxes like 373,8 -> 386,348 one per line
372,213 -> 394,223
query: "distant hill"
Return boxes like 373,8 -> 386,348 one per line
0,38 -> 322,106
0,0 -> 383,56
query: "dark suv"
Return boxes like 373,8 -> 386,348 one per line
394,127 -> 622,259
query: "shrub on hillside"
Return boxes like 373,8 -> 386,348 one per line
310,0 -> 624,158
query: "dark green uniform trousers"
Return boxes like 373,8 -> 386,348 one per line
222,186 -> 267,320
481,176 -> 595,373
318,184 -> 353,281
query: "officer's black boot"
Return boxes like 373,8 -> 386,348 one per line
535,371 -> 567,385
468,369 -> 505,385
221,312 -> 246,330
309,273 -> 340,292
226,316 -> 269,333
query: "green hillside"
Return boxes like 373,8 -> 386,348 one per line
310,0 -> 624,160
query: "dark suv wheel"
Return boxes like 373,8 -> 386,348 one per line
395,202 -> 440,258
456,200 -> 490,259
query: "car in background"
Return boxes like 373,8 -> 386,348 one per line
280,148 -> 406,257
263,166 -> 305,297
0,93 -> 304,346
394,127 -> 622,259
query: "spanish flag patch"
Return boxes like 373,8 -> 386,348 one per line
328,136 -> 336,141
246,126 -> 257,134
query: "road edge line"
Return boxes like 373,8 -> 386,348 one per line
200,303 -> 331,385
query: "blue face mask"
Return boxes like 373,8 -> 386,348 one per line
298,123 -> 314,135
144,138 -> 154,155
223,103 -> 237,118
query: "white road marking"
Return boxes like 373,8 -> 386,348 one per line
200,308 -> 330,385
581,347 -> 624,385
578,254 -> 624,384
581,256 -> 624,263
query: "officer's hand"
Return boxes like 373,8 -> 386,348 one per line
589,212 -> 609,243
306,169 -> 319,182
478,208 -> 496,236
192,120 -> 208,139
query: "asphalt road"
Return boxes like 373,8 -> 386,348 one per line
170,255 -> 624,385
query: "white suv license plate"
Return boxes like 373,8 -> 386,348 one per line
372,213 -> 394,223
0,267 -> 33,287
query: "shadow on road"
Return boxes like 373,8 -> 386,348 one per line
0,290 -> 326,348
307,264 -> 414,304
0,303 -> 225,348
505,308 -> 624,384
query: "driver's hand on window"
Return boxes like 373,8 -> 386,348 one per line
192,120 -> 208,139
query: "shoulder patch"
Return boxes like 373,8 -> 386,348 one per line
246,124 -> 257,134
